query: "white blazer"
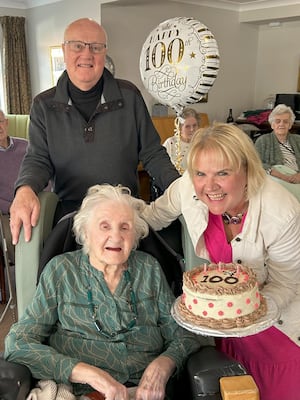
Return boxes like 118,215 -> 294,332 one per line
142,171 -> 300,346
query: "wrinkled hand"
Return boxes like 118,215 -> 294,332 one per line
286,173 -> 300,184
135,356 -> 176,400
71,362 -> 129,400
9,186 -> 40,245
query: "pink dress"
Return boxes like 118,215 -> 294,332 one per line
204,212 -> 300,400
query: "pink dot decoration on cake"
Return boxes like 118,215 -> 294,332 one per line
178,262 -> 267,329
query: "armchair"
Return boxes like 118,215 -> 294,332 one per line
1,192 -> 247,400
7,114 -> 30,140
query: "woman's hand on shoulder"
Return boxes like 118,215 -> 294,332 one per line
70,362 -> 129,400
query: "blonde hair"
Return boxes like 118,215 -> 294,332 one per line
187,123 -> 266,200
73,184 -> 149,254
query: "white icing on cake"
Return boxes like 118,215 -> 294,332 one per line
179,263 -> 267,329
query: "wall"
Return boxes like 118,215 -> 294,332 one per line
1,1 -> 299,123
102,2 -> 259,123
255,20 -> 300,108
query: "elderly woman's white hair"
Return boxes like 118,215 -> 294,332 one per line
268,103 -> 295,125
73,184 -> 149,254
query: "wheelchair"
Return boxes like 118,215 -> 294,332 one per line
0,192 -> 247,400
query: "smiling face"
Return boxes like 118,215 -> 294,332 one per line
191,149 -> 248,216
85,200 -> 136,270
62,18 -> 107,91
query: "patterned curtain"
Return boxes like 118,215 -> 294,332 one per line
0,16 -> 32,114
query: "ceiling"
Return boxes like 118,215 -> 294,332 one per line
1,0 -> 300,11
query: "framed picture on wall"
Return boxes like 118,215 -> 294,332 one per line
50,46 -> 64,85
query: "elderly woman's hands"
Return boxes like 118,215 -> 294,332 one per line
270,168 -> 300,184
135,355 -> 176,400
286,172 -> 300,184
71,356 -> 175,400
70,362 -> 129,400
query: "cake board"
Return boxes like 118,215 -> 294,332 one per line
171,296 -> 279,338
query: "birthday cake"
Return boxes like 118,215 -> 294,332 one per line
178,262 -> 267,329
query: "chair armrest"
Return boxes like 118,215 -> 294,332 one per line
15,191 -> 59,318
0,358 -> 32,400
186,345 -> 247,400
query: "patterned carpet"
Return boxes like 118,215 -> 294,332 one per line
0,301 -> 17,353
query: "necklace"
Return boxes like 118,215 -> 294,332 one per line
222,211 -> 244,225
87,269 -> 138,338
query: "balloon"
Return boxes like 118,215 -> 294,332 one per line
105,55 -> 115,76
139,17 -> 220,115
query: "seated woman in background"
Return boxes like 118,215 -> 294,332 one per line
163,108 -> 201,174
255,103 -> 300,201
4,184 -> 201,400
142,123 -> 300,400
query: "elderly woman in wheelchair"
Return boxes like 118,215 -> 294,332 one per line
4,184 -> 202,400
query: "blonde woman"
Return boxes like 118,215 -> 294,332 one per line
142,123 -> 300,400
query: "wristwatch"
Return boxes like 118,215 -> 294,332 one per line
266,167 -> 272,175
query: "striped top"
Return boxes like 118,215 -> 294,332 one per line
278,140 -> 298,171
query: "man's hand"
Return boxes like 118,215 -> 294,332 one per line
9,186 -> 40,245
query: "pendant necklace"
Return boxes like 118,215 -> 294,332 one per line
222,211 -> 245,225
87,269 -> 138,338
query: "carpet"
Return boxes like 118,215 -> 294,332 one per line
0,301 -> 17,353
0,263 -> 17,353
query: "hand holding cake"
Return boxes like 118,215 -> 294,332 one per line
142,122 -> 300,400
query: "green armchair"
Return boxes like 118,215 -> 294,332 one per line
15,191 -> 59,318
7,114 -> 30,140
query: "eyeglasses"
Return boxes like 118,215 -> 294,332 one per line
87,270 -> 138,338
64,40 -> 107,54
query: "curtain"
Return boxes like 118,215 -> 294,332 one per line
0,16 -> 32,114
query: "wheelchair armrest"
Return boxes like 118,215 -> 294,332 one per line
0,358 -> 32,400
15,191 -> 59,318
186,345 -> 247,400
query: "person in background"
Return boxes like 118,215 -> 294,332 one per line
163,108 -> 201,174
9,17 -> 179,246
255,103 -> 300,201
0,109 -> 27,264
141,123 -> 300,400
5,184 -> 201,400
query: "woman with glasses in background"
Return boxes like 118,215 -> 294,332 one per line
163,108 -> 201,175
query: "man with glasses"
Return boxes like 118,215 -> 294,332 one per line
9,18 -> 179,245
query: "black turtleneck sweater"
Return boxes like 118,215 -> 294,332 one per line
67,78 -> 104,121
